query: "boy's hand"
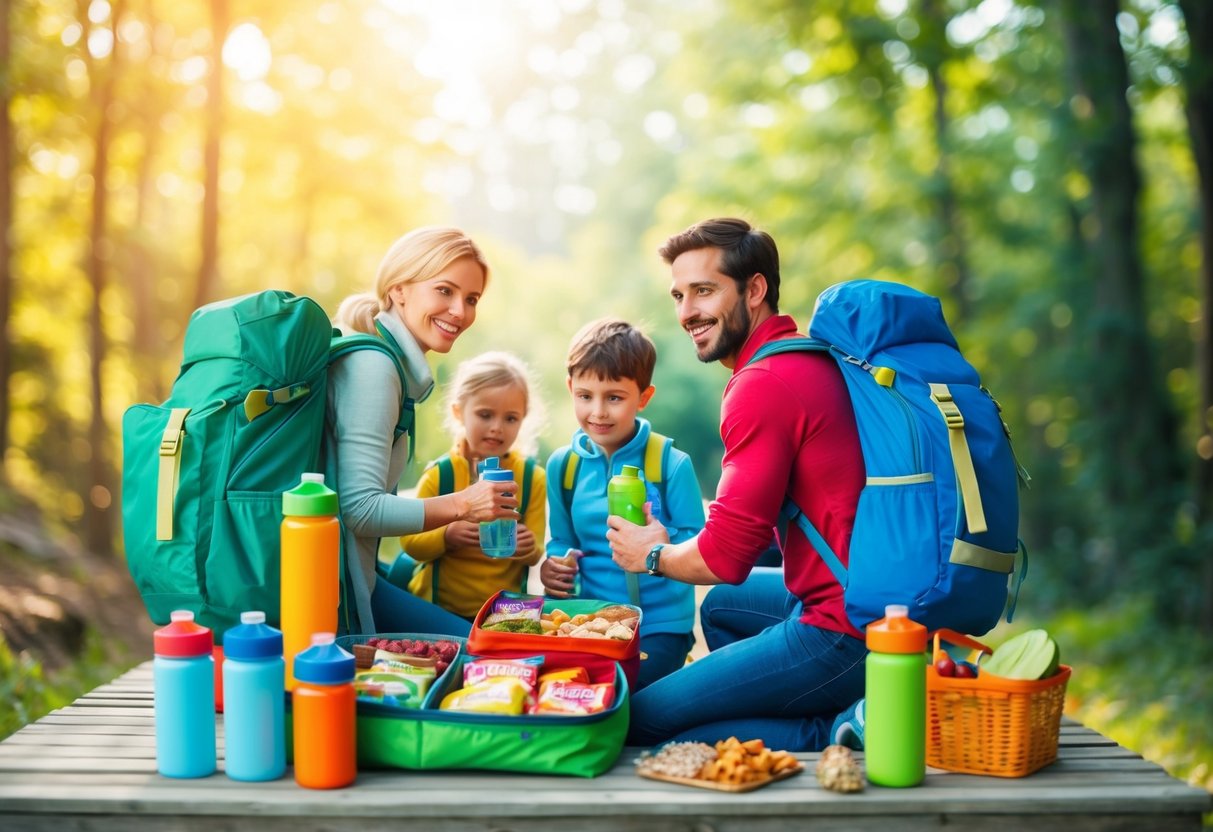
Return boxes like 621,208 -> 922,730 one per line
607,502 -> 668,573
444,520 -> 480,548
540,550 -> 579,598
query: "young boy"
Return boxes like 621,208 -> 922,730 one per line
540,318 -> 705,690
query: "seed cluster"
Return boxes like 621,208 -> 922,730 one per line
634,742 -> 719,779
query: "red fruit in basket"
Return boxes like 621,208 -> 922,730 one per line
934,656 -> 957,677
954,662 -> 977,679
436,660 -> 449,677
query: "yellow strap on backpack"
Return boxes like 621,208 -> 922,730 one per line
156,407 -> 191,541
928,383 -> 987,535
562,431 -> 668,494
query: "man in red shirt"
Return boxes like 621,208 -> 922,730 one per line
608,217 -> 869,749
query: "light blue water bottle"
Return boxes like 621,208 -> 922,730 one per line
221,611 -> 285,782
153,610 -> 216,778
478,456 -> 516,558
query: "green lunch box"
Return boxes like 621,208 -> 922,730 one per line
337,633 -> 630,778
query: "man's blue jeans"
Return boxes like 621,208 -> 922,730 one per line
628,569 -> 867,750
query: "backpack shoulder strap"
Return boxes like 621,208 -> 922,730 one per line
557,445 -> 580,512
330,330 -> 417,458
435,454 -> 455,496
520,456 -> 536,516
643,431 -> 672,488
742,338 -> 847,588
746,336 -> 830,367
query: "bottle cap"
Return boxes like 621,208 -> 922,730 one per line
154,610 -> 214,658
223,610 -> 283,660
482,468 -> 514,483
620,465 -> 640,478
293,633 -> 355,685
480,457 -> 500,470
282,473 -> 338,516
865,604 -> 928,653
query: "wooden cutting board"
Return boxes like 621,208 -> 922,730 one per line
636,764 -> 804,793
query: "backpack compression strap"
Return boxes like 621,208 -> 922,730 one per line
928,383 -> 988,535
156,407 -> 191,541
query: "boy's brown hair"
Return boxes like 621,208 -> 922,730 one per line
566,318 -> 657,391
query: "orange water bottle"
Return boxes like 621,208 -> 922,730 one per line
291,632 -> 357,789
280,472 -> 339,690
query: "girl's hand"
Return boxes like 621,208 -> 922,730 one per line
540,551 -> 578,598
513,524 -> 536,556
458,478 -> 518,523
444,520 -> 480,548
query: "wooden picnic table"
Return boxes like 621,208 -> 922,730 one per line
0,661 -> 1208,831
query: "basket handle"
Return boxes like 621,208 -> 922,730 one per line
932,628 -> 993,660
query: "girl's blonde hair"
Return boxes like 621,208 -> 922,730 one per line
444,351 -> 545,459
334,226 -> 490,334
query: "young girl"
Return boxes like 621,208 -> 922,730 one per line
401,351 -> 547,619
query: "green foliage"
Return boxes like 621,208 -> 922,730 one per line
0,629 -> 136,741
1036,599 -> 1213,803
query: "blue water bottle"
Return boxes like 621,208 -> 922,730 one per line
221,611 -> 285,782
153,610 -> 216,778
478,457 -> 516,558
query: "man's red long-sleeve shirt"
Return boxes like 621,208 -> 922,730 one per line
697,314 -> 866,639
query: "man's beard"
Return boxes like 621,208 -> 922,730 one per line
695,300 -> 751,364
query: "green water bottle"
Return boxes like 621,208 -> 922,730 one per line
864,603 -> 928,788
607,464 -> 646,526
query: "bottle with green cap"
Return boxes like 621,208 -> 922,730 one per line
864,603 -> 928,787
477,457 -> 516,558
280,472 -> 339,690
608,464 -> 647,526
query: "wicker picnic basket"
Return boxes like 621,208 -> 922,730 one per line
926,630 -> 1070,778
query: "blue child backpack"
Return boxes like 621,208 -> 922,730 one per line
747,279 -> 1028,636
121,290 -> 415,640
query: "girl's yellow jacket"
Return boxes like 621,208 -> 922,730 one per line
401,447 -> 546,618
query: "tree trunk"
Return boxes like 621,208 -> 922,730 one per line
1177,0 -> 1213,628
0,0 -> 13,476
918,0 -> 972,321
193,0 -> 227,310
1055,0 -> 1182,554
83,0 -> 124,557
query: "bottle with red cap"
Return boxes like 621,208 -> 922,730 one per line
153,610 -> 216,778
291,632 -> 357,789
864,603 -> 928,787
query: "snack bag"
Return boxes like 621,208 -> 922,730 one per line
440,677 -> 531,715
531,680 -> 616,715
463,655 -> 544,689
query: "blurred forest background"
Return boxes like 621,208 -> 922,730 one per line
0,0 -> 1210,805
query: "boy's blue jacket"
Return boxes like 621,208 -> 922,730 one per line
545,417 -> 705,635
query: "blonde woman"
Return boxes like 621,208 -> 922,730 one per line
326,226 -> 517,636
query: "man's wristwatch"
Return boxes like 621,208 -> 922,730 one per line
645,544 -> 665,577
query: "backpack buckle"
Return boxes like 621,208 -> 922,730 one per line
159,408 -> 190,456
929,385 -> 965,430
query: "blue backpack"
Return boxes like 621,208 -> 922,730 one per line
747,279 -> 1028,635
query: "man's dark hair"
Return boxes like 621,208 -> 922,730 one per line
657,217 -> 780,313
566,318 -> 657,390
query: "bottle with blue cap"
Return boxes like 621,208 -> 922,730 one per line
292,633 -> 357,789
477,456 -> 516,558
221,611 -> 285,781
153,610 -> 216,778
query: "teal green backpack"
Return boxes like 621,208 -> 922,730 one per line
121,290 -> 413,641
